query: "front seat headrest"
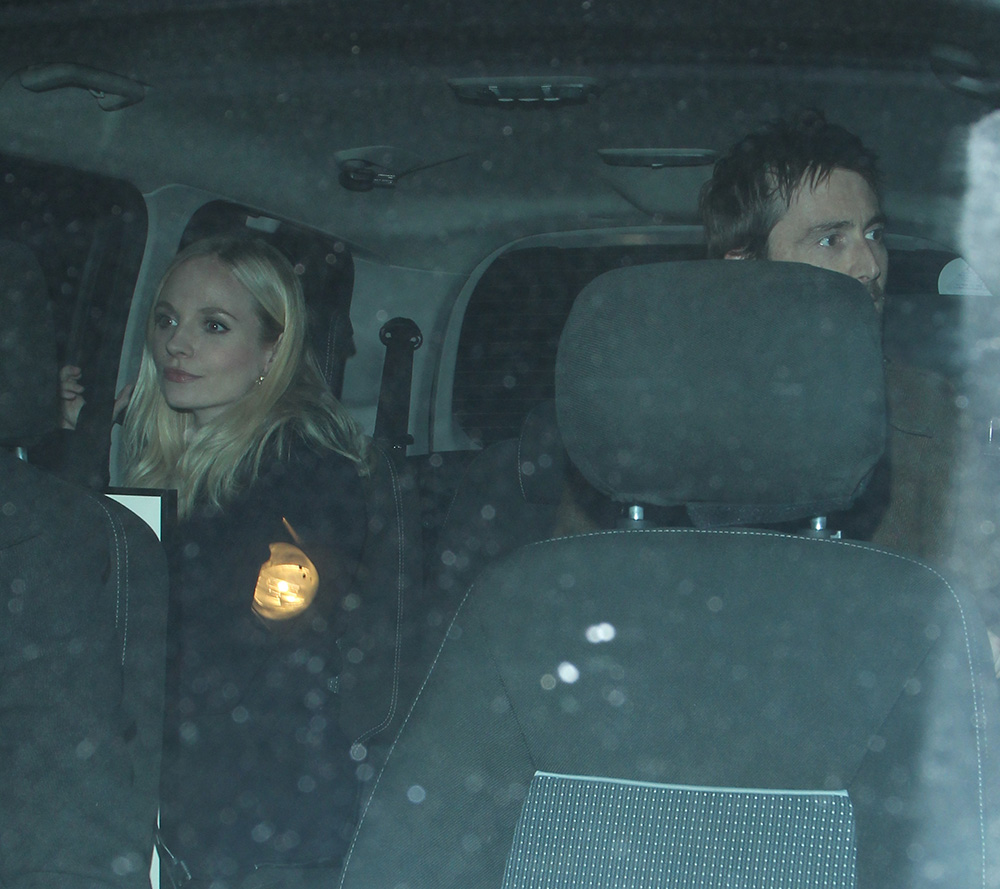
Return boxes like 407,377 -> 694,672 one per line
0,240 -> 58,449
555,260 -> 885,526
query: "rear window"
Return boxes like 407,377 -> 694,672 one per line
453,243 -> 706,447
454,243 -> 962,448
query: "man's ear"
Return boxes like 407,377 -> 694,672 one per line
724,249 -> 749,260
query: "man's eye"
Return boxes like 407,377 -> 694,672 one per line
866,227 -> 885,243
818,234 -> 839,248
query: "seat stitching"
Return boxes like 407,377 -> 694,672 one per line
438,450 -> 483,535
339,580 -> 478,886
941,580 -> 989,889
351,443 -> 405,747
96,498 -> 129,667
516,427 -> 528,503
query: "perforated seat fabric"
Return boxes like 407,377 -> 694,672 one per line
502,774 -> 857,889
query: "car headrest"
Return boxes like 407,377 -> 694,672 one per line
555,260 -> 886,526
516,400 -> 568,504
0,241 -> 58,448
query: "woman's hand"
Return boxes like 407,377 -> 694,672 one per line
59,365 -> 85,430
59,366 -> 135,429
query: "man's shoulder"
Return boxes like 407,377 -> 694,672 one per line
884,358 -> 958,440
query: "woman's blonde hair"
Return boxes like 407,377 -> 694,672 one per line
123,235 -> 370,517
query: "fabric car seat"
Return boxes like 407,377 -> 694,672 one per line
0,239 -> 169,888
336,261 -> 1000,889
338,441 -> 426,785
298,274 -> 427,791
427,400 -> 606,627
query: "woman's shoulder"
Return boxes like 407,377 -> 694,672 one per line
246,433 -> 367,559
248,430 -> 366,510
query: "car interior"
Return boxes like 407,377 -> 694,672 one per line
1,1 -> 1000,887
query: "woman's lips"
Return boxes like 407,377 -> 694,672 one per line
163,368 -> 199,383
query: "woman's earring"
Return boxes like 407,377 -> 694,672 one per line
257,375 -> 265,386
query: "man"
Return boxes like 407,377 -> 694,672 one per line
700,109 -> 957,561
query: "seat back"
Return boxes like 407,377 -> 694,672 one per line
1,457 -> 169,887
278,241 -> 428,786
337,261 -> 999,889
338,441 -> 426,785
0,238 -> 168,886
429,400 -> 609,612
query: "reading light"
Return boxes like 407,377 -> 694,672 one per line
447,76 -> 600,105
597,148 -> 718,168
252,542 -> 319,621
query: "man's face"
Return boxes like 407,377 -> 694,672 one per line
765,167 -> 888,314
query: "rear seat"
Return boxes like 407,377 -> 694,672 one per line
428,401 -> 622,634
338,442 -> 425,783
431,401 -> 567,600
299,281 -> 431,791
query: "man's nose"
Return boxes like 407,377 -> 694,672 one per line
850,239 -> 882,284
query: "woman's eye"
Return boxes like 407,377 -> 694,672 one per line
154,313 -> 176,329
205,319 -> 229,333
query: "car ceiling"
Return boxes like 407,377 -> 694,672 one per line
0,0 -> 997,272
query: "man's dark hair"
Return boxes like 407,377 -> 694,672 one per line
699,109 -> 882,259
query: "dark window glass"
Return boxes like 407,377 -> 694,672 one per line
454,244 -> 707,447
0,154 -> 147,399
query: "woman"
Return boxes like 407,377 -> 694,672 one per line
123,235 -> 370,888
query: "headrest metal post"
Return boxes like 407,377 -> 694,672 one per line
618,504 -> 652,529
802,515 -> 841,539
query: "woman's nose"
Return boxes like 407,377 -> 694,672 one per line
164,326 -> 192,356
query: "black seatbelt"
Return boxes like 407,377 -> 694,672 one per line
374,317 -> 423,454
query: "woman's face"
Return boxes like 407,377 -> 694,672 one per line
150,254 -> 279,428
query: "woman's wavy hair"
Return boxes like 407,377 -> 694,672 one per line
699,109 -> 882,260
123,235 -> 370,517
